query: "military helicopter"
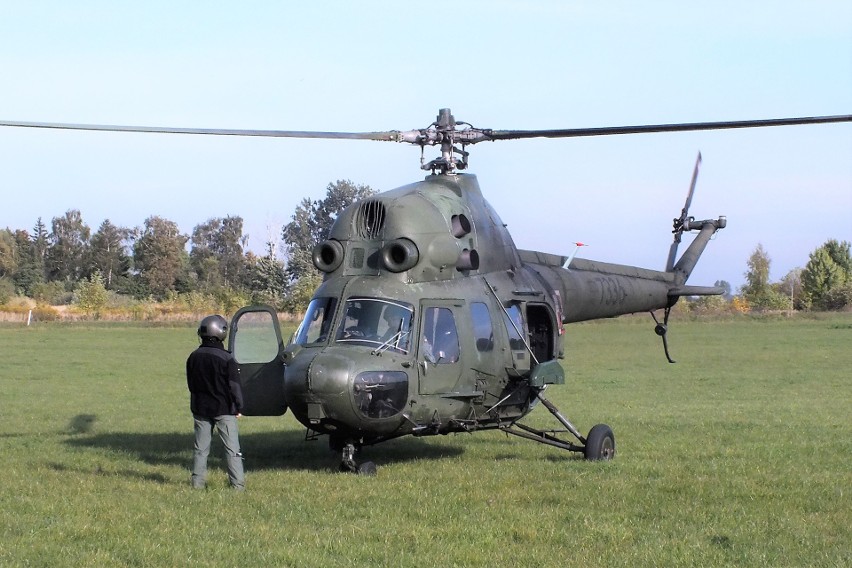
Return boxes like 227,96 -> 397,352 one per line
3,110 -> 850,474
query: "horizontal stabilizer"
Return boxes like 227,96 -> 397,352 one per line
668,285 -> 724,297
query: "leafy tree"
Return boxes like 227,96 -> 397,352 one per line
190,216 -> 247,290
801,240 -> 850,310
0,229 -> 17,279
0,277 -> 14,305
714,280 -> 733,300
217,216 -> 248,284
313,180 -> 375,240
822,239 -> 852,279
282,180 -> 374,284
740,244 -> 787,310
822,283 -> 852,310
741,244 -> 771,302
247,244 -> 287,308
282,197 -> 319,285
88,220 -> 131,289
30,281 -> 68,305
282,270 -> 322,315
46,210 -> 91,285
777,268 -> 804,310
133,216 -> 189,300
190,218 -> 223,289
75,270 -> 109,316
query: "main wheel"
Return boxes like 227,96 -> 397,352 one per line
584,424 -> 615,461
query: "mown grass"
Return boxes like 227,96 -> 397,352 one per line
1,315 -> 849,567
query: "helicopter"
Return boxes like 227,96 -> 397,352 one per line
2,109 -> 850,474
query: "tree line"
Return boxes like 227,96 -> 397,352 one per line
1,180 -> 849,316
0,180 -> 374,315
738,240 -> 852,311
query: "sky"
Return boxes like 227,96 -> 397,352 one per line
1,1 -> 850,289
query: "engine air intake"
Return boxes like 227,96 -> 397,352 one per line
313,239 -> 344,272
381,238 -> 419,272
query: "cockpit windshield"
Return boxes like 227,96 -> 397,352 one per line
294,297 -> 337,345
335,297 -> 414,353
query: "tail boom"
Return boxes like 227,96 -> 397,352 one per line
519,215 -> 725,324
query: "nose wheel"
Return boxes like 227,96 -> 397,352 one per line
338,441 -> 377,476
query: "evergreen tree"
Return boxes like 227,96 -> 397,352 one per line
89,220 -> 131,289
31,217 -> 49,274
11,229 -> 44,297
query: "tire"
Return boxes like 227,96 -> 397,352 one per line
584,424 -> 615,461
357,461 -> 377,476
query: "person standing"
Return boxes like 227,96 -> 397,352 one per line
186,314 -> 245,490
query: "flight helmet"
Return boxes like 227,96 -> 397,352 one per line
198,314 -> 228,341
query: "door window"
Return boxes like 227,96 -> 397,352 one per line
502,304 -> 525,351
232,310 -> 280,364
421,307 -> 459,364
471,302 -> 494,352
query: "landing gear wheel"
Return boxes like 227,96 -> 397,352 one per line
337,441 -> 377,475
357,461 -> 377,476
584,424 -> 615,461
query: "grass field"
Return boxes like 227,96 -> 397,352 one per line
1,315 -> 850,567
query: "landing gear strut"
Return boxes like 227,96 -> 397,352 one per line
500,391 -> 616,461
337,440 -> 377,476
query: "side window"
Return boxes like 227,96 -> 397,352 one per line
421,307 -> 459,364
232,311 -> 280,364
471,302 -> 494,352
502,304 -> 525,351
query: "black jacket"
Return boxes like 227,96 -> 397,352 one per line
186,339 -> 244,417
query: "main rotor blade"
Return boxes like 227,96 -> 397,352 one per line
481,115 -> 852,142
3,113 -> 850,147
0,120 -> 403,141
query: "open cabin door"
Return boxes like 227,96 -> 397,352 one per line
228,306 -> 287,416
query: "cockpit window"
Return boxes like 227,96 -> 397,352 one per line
294,297 -> 337,345
335,297 -> 414,353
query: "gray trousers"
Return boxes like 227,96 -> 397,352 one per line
192,414 -> 245,490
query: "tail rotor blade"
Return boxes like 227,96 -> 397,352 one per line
666,152 -> 702,272
682,151 -> 702,218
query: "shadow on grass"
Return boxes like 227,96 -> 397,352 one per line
67,414 -> 97,434
65,429 -> 465,473
47,461 -> 170,484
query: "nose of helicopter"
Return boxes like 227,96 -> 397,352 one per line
283,346 -> 352,423
283,345 -> 411,436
